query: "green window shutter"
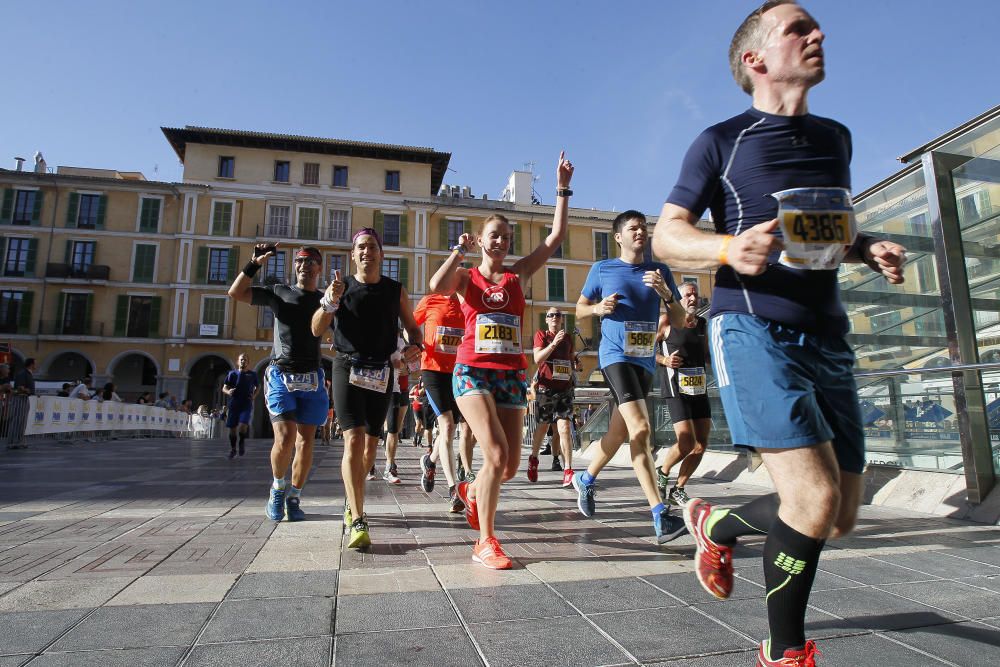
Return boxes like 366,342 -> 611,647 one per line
17,291 -> 33,333
57,293 -> 66,329
134,245 -> 155,283
298,208 -> 318,240
438,218 -> 448,249
373,210 -> 383,239
149,297 -> 162,337
64,240 -> 73,263
66,193 -> 79,227
139,198 -> 160,232
31,190 -> 43,226
399,213 -> 408,246
0,189 -> 12,224
538,312 -> 546,332
227,247 -> 239,281
196,247 -> 208,283
84,294 -> 93,333
0,238 -> 6,270
514,224 -> 522,255
95,195 -> 107,229
399,257 -> 409,291
114,295 -> 128,336
212,202 -> 232,236
567,315 -> 576,339
25,238 -> 38,276
563,228 -> 571,258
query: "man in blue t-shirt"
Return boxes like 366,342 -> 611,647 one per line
574,209 -> 686,543
222,353 -> 260,459
651,3 -> 906,665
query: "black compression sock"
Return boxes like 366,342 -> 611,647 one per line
706,493 -> 779,545
229,433 -> 237,449
239,433 -> 246,446
763,517 -> 825,659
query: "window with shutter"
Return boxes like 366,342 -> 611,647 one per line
76,194 -> 101,229
218,156 -> 235,178
303,162 -> 319,185
3,238 -> 31,277
332,165 -> 349,188
385,170 -> 400,192
382,214 -> 401,246
297,208 -> 319,240
0,291 -> 25,334
12,191 -> 38,226
207,248 -> 230,284
211,202 -> 233,236
547,267 -> 565,301
133,244 -> 157,283
274,161 -> 290,183
139,198 -> 161,233
267,205 -> 290,237
384,258 -> 400,282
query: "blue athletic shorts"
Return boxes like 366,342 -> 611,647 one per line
710,313 -> 864,474
264,366 -> 329,426
225,401 -> 252,428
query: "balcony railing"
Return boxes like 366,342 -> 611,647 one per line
45,263 -> 111,280
187,323 -> 233,339
257,223 -> 350,243
40,320 -> 105,336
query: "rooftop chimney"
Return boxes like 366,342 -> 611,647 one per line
13,157 -> 25,172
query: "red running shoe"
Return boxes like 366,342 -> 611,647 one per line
472,536 -> 512,570
561,468 -> 574,488
757,639 -> 821,666
455,481 -> 479,530
527,455 -> 539,483
683,498 -> 734,600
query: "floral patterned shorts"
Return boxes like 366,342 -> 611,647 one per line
452,364 -> 527,409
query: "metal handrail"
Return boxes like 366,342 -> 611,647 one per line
854,361 -> 1000,379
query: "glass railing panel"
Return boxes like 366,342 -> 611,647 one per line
978,369 -> 1000,475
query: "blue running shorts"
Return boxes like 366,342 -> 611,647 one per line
264,366 -> 329,426
710,313 -> 864,474
225,401 -> 253,428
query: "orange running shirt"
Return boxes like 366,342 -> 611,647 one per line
413,294 -> 465,374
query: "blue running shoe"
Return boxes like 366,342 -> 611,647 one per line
572,471 -> 596,517
266,486 -> 285,521
654,507 -> 687,543
286,495 -> 305,522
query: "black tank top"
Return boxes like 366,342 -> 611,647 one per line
333,275 -> 401,363
661,316 -> 708,399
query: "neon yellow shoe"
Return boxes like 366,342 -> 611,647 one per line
347,517 -> 370,549
343,501 -> 352,528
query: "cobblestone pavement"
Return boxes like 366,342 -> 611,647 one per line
2,437 -> 1000,666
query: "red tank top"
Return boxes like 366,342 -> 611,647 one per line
456,268 -> 527,370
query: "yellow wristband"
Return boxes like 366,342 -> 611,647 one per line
718,235 -> 734,266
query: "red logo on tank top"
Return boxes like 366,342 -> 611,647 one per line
482,284 -> 510,310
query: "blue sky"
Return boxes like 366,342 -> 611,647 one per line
2,1 -> 996,214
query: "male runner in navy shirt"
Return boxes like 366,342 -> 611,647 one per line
575,210 -> 686,543
652,3 -> 906,665
222,353 -> 259,458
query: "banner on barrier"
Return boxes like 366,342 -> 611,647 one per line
23,396 -> 192,437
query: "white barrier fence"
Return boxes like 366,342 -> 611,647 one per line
23,396 -> 193,437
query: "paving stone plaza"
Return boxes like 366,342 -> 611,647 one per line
2,437 -> 1000,666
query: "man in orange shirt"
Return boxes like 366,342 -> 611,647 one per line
413,293 -> 468,512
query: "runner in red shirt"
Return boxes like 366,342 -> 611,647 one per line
429,152 -> 574,569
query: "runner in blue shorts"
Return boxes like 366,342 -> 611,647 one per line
229,244 -> 335,523
652,3 -> 907,664
574,210 -> 687,544
222,353 -> 259,459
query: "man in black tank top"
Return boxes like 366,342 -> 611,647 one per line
655,282 -> 712,506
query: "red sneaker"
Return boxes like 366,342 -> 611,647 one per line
527,455 -> 539,483
683,498 -> 734,600
757,639 -> 821,666
561,468 -> 574,488
472,536 -> 512,570
455,481 -> 479,530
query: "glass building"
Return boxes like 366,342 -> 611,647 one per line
581,105 -> 1000,504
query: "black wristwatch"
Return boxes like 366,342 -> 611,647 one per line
556,188 -> 573,198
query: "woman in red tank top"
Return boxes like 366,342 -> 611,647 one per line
428,152 -> 574,570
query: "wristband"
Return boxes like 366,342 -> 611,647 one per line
556,188 -> 573,198
242,261 -> 261,278
320,295 -> 340,314
451,244 -> 466,257
718,235 -> 734,266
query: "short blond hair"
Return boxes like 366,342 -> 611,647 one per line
729,0 -> 798,95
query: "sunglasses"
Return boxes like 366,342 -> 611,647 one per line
294,258 -> 320,266
546,313 -> 563,318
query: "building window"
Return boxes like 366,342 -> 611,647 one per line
126,296 -> 154,338
326,209 -> 349,241
297,208 -> 320,240
70,241 -> 95,274
383,214 -> 401,246
384,258 -> 400,282
258,306 -> 274,329
77,194 -> 101,229
0,291 -> 29,334
274,160 -> 290,183
263,250 -> 286,285
327,254 -> 347,282
62,293 -> 91,335
333,165 -> 349,187
303,162 -> 319,185
207,248 -> 231,284
680,275 -> 699,287
4,238 -> 32,276
202,297 -> 227,328
138,197 -> 161,233
12,190 -> 38,225
447,220 -> 465,248
218,156 -> 235,178
132,244 -> 157,283
267,205 -> 290,237
547,267 -> 565,301
594,232 -> 610,261
211,201 -> 234,236
385,170 -> 400,192
545,227 -> 563,258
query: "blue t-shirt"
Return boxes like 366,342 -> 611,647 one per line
667,108 -> 858,335
582,259 -> 678,372
224,370 -> 259,404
